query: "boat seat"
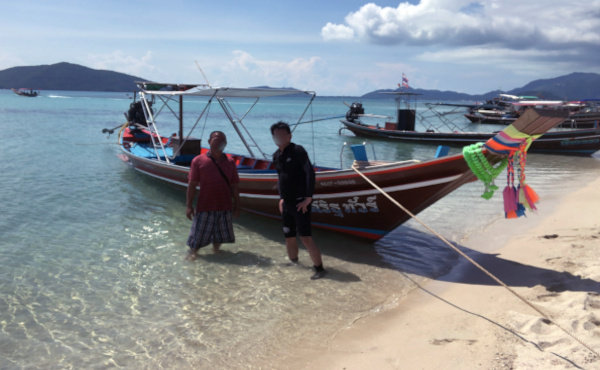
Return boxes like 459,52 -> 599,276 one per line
350,144 -> 369,161
435,145 -> 450,158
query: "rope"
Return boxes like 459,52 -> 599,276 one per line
199,101 -> 212,141
116,122 -> 129,144
310,102 -> 316,166
351,165 -> 600,359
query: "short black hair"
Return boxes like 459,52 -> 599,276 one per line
270,121 -> 291,135
209,131 -> 226,140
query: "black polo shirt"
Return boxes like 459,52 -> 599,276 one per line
273,143 -> 315,202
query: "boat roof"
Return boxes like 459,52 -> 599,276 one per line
499,94 -> 520,100
512,100 -> 564,106
137,81 -> 313,98
427,102 -> 478,108
499,94 -> 538,100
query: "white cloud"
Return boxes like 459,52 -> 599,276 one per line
418,47 -> 570,64
212,50 -> 327,91
82,51 -> 157,78
202,51 -> 419,96
321,1 -> 600,49
321,22 -> 354,41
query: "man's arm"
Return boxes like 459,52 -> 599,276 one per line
297,147 -> 315,214
186,181 -> 197,220
230,183 -> 241,218
303,156 -> 315,198
273,152 -> 284,214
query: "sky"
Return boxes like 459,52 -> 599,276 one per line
1,0 -> 599,96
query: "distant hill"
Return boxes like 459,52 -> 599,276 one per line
362,72 -> 600,101
508,73 -> 600,100
3,62 -> 600,99
0,62 -> 145,92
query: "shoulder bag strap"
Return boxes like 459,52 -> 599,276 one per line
209,155 -> 230,186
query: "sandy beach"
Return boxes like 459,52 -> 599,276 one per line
280,172 -> 600,369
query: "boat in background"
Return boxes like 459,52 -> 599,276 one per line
107,82 -> 568,241
465,95 -> 600,128
11,88 -> 39,97
339,95 -> 600,156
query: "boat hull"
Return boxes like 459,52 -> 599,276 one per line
119,131 -> 474,241
341,120 -> 600,156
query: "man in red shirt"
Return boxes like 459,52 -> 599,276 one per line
185,131 -> 240,259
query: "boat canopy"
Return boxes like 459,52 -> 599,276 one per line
512,100 -> 564,106
136,81 -> 313,98
499,94 -> 520,100
499,94 -> 538,100
133,81 -> 317,161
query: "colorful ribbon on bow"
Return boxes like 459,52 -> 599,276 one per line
463,123 -> 541,218
463,142 -> 507,200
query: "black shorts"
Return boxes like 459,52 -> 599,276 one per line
282,198 -> 312,238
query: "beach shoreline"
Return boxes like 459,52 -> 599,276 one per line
276,171 -> 600,369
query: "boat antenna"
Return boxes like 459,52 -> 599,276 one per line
194,60 -> 212,88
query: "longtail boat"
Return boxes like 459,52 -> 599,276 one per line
464,97 -> 600,128
11,88 -> 39,97
107,83 -> 567,241
340,95 -> 600,156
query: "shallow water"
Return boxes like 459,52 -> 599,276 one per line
1,89 -> 599,368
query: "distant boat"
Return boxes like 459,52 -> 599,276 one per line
105,82 -> 568,240
465,95 -> 600,128
339,95 -> 600,156
12,88 -> 39,97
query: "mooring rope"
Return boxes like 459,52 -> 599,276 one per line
351,165 -> 600,359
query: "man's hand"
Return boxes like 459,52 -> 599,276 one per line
296,197 -> 312,214
186,205 -> 195,220
233,204 -> 241,219
279,199 -> 284,214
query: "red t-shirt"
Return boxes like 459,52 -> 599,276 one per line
188,152 -> 240,212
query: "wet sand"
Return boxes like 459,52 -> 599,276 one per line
278,173 -> 600,369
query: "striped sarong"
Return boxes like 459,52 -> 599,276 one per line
187,211 -> 235,250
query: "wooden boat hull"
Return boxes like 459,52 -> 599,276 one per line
341,120 -> 600,156
464,113 -> 517,124
119,128 -> 474,240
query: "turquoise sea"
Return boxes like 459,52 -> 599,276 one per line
1,89 -> 599,368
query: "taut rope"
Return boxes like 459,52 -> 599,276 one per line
352,165 -> 599,359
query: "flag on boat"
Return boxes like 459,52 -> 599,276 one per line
402,73 -> 409,89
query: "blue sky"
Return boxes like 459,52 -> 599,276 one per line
1,0 -> 599,96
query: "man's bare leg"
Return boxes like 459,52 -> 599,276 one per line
212,243 -> 222,254
299,236 -> 322,266
300,236 -> 326,279
285,237 -> 299,261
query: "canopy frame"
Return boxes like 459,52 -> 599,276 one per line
134,82 -> 317,161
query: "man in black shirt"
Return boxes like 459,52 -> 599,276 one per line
271,121 -> 327,280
